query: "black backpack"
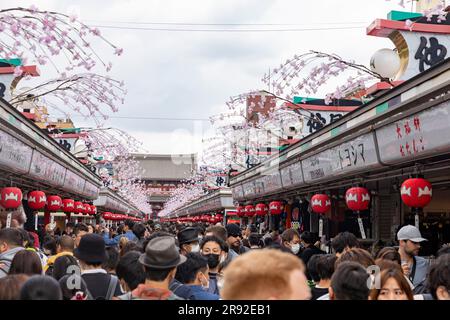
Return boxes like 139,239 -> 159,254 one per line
85,275 -> 119,300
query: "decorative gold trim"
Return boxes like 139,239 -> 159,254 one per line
389,31 -> 409,80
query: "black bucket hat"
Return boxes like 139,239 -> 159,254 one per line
74,233 -> 107,264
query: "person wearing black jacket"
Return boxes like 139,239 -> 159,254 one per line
299,231 -> 325,266
74,234 -> 122,300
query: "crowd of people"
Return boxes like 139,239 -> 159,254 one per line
0,219 -> 449,300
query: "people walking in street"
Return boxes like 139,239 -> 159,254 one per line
329,261 -> 369,300
221,249 -> 311,300
200,235 -> 228,295
9,250 -> 43,276
0,274 -> 29,300
115,251 -> 146,293
51,255 -> 79,281
44,235 -> 74,274
299,231 -> 325,266
73,223 -> 89,248
427,253 -> 450,300
310,254 -> 337,300
248,233 -> 262,249
20,275 -> 63,300
74,233 -> 122,299
118,236 -> 185,300
397,225 -> 430,293
369,267 -> 414,300
281,229 -> 301,256
225,223 -> 249,255
102,246 -> 120,275
175,252 -> 220,300
103,220 -> 137,247
0,228 -> 25,278
330,231 -> 360,258
178,227 -> 200,255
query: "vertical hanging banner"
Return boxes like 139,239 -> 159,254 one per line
6,212 -> 12,228
34,213 -> 38,230
358,217 -> 367,239
319,218 -> 323,237
415,214 -> 420,229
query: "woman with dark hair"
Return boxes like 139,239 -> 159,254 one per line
369,267 -> 414,300
20,275 -> 63,300
0,274 -> 29,300
200,235 -> 228,295
52,255 -> 80,281
376,247 -> 402,265
9,250 -> 43,276
42,237 -> 57,256
102,246 -> 119,275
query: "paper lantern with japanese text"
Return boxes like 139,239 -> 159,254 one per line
62,199 -> 75,213
269,201 -> 283,215
46,195 -> 62,212
345,187 -> 370,211
311,194 -> 331,215
244,205 -> 256,217
255,203 -> 268,216
401,178 -> 432,208
28,191 -> 46,210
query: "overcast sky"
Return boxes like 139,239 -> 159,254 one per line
3,0 -> 419,154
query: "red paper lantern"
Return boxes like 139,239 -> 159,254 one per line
46,195 -> 62,212
0,187 -> 23,210
103,212 -> 112,220
236,206 -> 245,217
28,191 -> 47,210
255,203 -> 268,216
215,214 -> 224,223
62,199 -> 75,213
74,201 -> 84,214
84,203 -> 92,215
90,205 -> 97,215
401,178 -> 432,208
244,205 -> 256,217
345,187 -> 370,211
269,201 -> 283,215
311,194 -> 331,215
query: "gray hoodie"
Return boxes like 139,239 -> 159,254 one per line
0,247 -> 25,278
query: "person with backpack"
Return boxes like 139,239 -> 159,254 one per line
44,235 -> 74,275
74,233 -> 122,300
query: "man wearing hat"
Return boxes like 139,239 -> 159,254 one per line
225,223 -> 249,256
75,234 -> 122,299
119,236 -> 186,300
178,227 -> 200,256
397,225 -> 430,292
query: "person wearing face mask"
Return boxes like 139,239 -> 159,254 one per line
174,253 -> 220,300
177,227 -> 200,255
281,229 -> 302,257
200,235 -> 228,295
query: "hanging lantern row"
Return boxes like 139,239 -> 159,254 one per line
0,188 -> 96,215
102,212 -> 142,222
235,201 -> 283,217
